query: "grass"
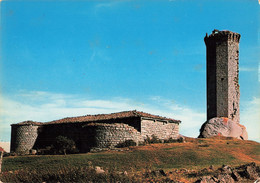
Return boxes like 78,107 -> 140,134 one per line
1,137 -> 260,182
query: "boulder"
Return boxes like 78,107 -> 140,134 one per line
237,162 -> 260,180
220,165 -> 233,174
231,171 -> 241,181
196,163 -> 260,183
216,173 -> 235,183
123,171 -> 128,176
95,166 -> 105,174
151,169 -> 166,177
199,117 -> 248,140
195,176 -> 217,183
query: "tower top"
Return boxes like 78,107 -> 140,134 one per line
204,29 -> 241,44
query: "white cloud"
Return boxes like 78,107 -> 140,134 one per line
1,91 -> 259,143
241,97 -> 260,142
0,91 -> 206,142
93,1 -> 127,16
147,96 -> 206,137
95,2 -> 116,9
95,1 -> 129,9
240,67 -> 257,72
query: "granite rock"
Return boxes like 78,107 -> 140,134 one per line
199,117 -> 248,140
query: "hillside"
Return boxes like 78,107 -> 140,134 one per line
1,137 -> 260,182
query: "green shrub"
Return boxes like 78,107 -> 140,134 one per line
116,140 -> 137,148
164,138 -> 178,143
164,137 -> 184,143
144,136 -> 184,144
177,137 -> 185,143
53,136 -> 77,155
145,135 -> 162,144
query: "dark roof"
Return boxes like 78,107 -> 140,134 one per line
45,110 -> 181,124
12,110 -> 181,126
12,121 -> 43,126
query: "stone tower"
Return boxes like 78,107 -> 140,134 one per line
204,30 -> 240,123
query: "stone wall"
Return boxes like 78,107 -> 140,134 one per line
141,119 -> 179,140
215,40 -> 229,118
11,124 -> 39,154
11,117 -> 180,154
80,123 -> 143,151
34,117 -> 141,152
228,40 -> 240,123
205,30 -> 240,123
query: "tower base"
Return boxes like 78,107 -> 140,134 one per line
199,117 -> 248,140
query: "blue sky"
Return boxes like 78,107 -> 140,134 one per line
0,0 -> 259,144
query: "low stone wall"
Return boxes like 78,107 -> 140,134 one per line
141,119 -> 179,140
11,124 -> 39,154
80,123 -> 143,151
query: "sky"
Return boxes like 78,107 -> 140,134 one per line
0,0 -> 259,144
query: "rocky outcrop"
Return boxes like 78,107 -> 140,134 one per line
196,162 -> 260,183
199,117 -> 248,140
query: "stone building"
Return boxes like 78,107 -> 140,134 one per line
11,110 -> 181,154
199,29 -> 248,139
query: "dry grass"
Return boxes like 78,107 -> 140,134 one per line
1,137 -> 259,182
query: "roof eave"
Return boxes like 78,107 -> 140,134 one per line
140,117 -> 181,124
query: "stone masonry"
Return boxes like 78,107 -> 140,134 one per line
11,123 -> 39,155
141,119 -> 179,140
204,30 -> 240,123
81,123 -> 143,151
199,29 -> 248,139
11,110 -> 181,154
